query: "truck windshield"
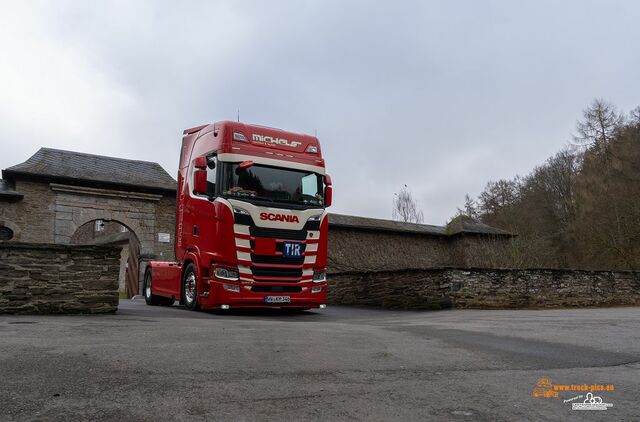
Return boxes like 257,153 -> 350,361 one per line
220,163 -> 324,207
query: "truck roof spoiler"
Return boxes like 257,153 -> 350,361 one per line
183,124 -> 209,135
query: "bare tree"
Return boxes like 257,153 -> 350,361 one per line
477,178 -> 520,216
392,185 -> 424,224
630,106 -> 640,127
573,98 -> 624,154
455,194 -> 479,220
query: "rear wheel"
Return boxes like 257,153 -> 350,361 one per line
182,263 -> 199,311
143,269 -> 161,306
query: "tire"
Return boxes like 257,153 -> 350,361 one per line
182,263 -> 199,311
143,269 -> 161,306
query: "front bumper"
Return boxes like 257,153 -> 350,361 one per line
197,278 -> 328,309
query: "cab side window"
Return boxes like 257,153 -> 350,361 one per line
206,154 -> 217,197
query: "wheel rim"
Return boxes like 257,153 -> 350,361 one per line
185,272 -> 196,304
145,275 -> 151,298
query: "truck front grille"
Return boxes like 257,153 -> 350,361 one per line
249,226 -> 306,241
252,254 -> 304,265
251,286 -> 302,293
251,266 -> 303,279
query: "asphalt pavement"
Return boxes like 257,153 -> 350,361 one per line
1,300 -> 639,421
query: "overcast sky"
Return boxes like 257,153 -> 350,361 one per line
1,1 -> 639,224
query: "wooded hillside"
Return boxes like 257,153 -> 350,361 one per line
455,99 -> 640,270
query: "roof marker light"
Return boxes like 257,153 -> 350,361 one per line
306,145 -> 318,154
233,132 -> 248,142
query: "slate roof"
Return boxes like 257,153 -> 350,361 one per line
328,213 -> 512,237
3,148 -> 177,192
329,213 -> 448,236
445,215 -> 512,236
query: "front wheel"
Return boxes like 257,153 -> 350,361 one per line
182,263 -> 199,311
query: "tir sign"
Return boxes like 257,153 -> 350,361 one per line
283,242 -> 302,258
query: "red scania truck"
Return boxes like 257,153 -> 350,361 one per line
143,121 -> 332,311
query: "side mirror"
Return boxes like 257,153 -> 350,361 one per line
194,156 -> 207,169
324,174 -> 332,207
193,169 -> 208,195
324,185 -> 333,207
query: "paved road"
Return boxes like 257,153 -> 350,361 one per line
1,301 -> 639,421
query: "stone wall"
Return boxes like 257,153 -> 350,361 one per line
327,228 -> 513,273
328,228 -> 450,273
448,235 -> 515,268
327,268 -> 640,310
328,270 -> 451,309
0,243 -> 121,314
447,268 -> 640,309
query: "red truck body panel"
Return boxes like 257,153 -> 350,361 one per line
147,121 -> 329,310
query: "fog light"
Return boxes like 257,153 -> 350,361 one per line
319,304 -> 326,309
223,283 -> 240,293
215,266 -> 239,281
312,271 -> 326,283
221,304 -> 230,310
311,286 -> 322,293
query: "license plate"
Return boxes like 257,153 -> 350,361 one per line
282,242 -> 303,258
264,296 -> 291,304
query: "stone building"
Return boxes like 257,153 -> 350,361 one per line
0,148 -> 177,296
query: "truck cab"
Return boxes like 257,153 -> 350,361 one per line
144,121 -> 332,311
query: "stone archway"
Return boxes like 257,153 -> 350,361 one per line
47,183 -> 176,295
50,184 -> 162,257
71,219 -> 142,298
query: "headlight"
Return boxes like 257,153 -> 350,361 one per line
312,271 -> 326,283
308,214 -> 322,222
215,267 -> 239,281
233,207 -> 250,215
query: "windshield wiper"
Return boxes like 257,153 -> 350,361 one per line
235,195 -> 274,203
273,198 -> 322,206
253,195 -> 275,202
